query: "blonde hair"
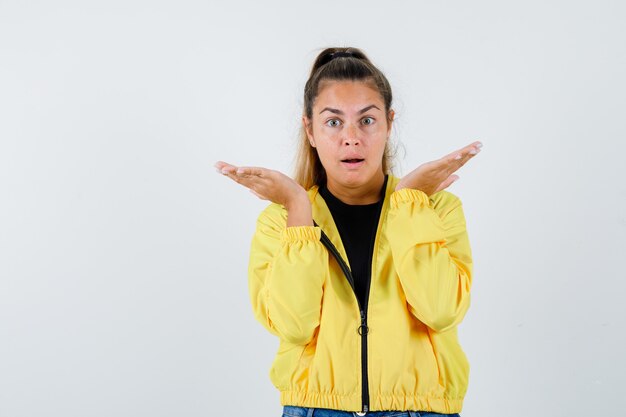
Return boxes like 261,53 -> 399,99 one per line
294,47 -> 396,190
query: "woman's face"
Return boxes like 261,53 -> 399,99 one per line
303,80 -> 394,191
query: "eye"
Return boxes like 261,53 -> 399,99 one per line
362,117 -> 375,125
325,119 -> 341,127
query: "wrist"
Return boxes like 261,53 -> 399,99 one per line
285,195 -> 312,227
394,182 -> 429,195
284,191 -> 309,211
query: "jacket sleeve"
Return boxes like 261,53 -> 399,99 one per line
387,188 -> 473,332
247,204 -> 329,345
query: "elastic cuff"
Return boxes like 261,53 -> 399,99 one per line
390,188 -> 431,209
281,226 -> 321,243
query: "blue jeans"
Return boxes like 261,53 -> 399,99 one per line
282,405 -> 461,417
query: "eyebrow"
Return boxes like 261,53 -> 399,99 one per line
319,104 -> 381,115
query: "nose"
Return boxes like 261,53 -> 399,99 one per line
342,124 -> 360,146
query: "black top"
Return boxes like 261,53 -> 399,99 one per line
318,176 -> 388,309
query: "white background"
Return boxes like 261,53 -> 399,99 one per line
1,1 -> 625,416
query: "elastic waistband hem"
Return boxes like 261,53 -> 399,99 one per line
280,390 -> 464,414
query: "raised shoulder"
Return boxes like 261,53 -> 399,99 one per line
429,189 -> 463,219
386,175 -> 463,218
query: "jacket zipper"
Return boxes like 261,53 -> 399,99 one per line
314,173 -> 387,414
359,188 -> 385,414
358,307 -> 370,414
316,202 -> 384,412
318,230 -> 370,413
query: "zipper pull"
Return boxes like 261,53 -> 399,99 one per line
358,310 -> 369,335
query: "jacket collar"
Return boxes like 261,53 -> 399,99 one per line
307,175 -> 400,269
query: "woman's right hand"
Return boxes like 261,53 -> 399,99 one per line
215,161 -> 309,211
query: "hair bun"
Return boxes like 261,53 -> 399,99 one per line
330,51 -> 354,59
319,51 -> 356,67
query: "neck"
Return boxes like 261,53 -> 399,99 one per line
326,170 -> 386,205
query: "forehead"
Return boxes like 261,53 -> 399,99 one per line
314,80 -> 384,110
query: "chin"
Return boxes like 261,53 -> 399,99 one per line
334,169 -> 376,188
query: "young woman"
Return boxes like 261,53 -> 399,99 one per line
216,47 -> 481,417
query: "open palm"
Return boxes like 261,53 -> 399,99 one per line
395,141 -> 482,196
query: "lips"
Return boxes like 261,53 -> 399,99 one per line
341,154 -> 365,163
341,157 -> 365,169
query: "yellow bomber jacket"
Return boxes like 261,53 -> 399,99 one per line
247,175 -> 473,414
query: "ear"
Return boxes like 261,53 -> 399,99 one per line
302,116 -> 316,147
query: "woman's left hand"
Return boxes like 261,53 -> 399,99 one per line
395,141 -> 482,196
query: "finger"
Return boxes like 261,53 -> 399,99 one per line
460,140 -> 482,153
236,166 -> 266,177
216,162 -> 239,176
223,169 -> 268,190
214,160 -> 228,170
449,143 -> 482,168
463,140 -> 483,151
446,141 -> 483,162
215,160 -> 236,172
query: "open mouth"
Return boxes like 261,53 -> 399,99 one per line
341,158 -> 365,168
